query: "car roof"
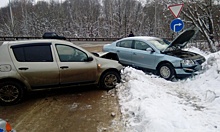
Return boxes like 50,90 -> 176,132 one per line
118,36 -> 159,42
2,39 -> 70,46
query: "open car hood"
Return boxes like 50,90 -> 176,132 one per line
163,27 -> 198,52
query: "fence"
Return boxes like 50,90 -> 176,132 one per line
0,36 -> 120,41
1,36 -> 218,51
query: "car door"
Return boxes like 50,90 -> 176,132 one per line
131,40 -> 156,69
115,40 -> 133,65
10,43 -> 60,88
55,44 -> 97,85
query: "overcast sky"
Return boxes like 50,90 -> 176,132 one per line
0,0 -> 67,8
0,0 -> 144,8
0,0 -> 9,8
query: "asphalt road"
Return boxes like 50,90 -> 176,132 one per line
0,87 -> 123,132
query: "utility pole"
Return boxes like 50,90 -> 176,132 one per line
9,0 -> 14,35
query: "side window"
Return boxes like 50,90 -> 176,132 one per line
56,44 -> 88,62
134,41 -> 150,51
52,33 -> 57,37
12,44 -> 53,62
116,40 -> 132,48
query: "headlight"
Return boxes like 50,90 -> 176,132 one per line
181,59 -> 195,66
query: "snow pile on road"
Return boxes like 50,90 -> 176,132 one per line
116,49 -> 220,132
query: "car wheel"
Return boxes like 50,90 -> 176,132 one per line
100,71 -> 120,90
0,81 -> 24,105
158,63 -> 175,80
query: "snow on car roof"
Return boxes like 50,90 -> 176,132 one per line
120,36 -> 159,41
2,39 -> 70,46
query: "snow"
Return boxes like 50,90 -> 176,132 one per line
116,47 -> 220,132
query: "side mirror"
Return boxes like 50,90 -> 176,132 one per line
146,48 -> 154,53
86,56 -> 93,62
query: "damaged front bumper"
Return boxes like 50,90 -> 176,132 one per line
175,65 -> 203,78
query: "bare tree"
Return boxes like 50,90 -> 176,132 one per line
162,0 -> 219,52
0,0 -> 219,53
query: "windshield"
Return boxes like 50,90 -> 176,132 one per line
148,38 -> 170,51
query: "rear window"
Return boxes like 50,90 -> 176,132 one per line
11,43 -> 53,62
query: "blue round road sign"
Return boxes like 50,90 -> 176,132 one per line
170,18 -> 184,32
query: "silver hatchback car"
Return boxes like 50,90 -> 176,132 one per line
0,40 -> 123,105
103,28 -> 205,80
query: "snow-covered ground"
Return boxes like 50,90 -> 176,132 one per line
116,47 -> 220,132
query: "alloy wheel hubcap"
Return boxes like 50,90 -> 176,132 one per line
0,85 -> 19,102
104,74 -> 118,88
160,66 -> 171,79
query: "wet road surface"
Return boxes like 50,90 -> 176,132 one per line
0,86 -> 124,132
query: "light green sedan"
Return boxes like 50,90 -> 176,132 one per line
103,28 -> 205,80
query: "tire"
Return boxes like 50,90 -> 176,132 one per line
100,71 -> 121,90
0,81 -> 24,105
158,63 -> 175,80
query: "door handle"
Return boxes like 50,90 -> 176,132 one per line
116,50 -> 120,53
60,66 -> 69,69
133,53 -> 136,55
18,67 -> 29,70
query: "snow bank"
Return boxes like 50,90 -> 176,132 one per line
116,50 -> 220,132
